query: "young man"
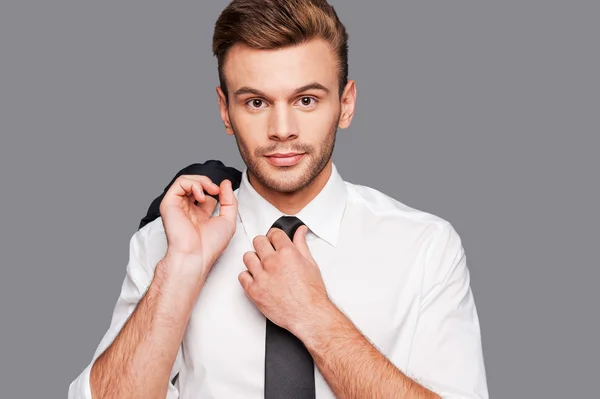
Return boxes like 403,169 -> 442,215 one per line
69,1 -> 488,398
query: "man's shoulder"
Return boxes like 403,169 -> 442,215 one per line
343,181 -> 452,231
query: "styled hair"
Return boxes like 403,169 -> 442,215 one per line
213,0 -> 349,101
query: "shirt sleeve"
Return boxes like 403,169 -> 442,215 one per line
68,228 -> 182,399
405,222 -> 489,399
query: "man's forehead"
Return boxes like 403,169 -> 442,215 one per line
223,39 -> 338,95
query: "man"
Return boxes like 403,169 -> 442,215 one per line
69,0 -> 488,398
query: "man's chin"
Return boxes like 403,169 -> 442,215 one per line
254,164 -> 311,193
263,174 -> 309,193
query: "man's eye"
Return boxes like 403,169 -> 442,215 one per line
247,99 -> 267,109
297,97 -> 317,107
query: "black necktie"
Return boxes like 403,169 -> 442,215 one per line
265,216 -> 316,399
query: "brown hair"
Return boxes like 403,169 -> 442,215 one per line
213,0 -> 349,102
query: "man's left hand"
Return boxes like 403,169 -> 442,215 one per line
239,225 -> 331,335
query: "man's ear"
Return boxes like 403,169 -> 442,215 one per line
216,86 -> 235,136
338,80 -> 357,129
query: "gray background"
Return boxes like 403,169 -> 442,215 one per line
1,1 -> 598,398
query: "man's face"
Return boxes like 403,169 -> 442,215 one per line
217,39 -> 355,194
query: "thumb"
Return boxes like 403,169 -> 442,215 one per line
217,179 -> 238,224
293,225 -> 314,261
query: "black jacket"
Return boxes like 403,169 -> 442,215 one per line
138,160 -> 242,230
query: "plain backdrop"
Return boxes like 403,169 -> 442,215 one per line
1,1 -> 598,398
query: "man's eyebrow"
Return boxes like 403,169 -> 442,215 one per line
292,82 -> 330,95
234,87 -> 266,97
233,82 -> 330,98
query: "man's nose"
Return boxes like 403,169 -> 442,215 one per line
268,103 -> 299,141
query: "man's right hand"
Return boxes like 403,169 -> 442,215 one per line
85,175 -> 237,399
159,175 -> 238,279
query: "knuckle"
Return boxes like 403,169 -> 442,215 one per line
263,254 -> 278,269
238,272 -> 249,288
280,245 -> 294,258
253,235 -> 264,247
181,175 -> 208,185
242,251 -> 254,264
246,280 -> 256,293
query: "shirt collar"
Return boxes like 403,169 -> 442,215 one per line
236,163 -> 347,247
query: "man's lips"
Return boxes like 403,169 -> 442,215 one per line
265,153 -> 305,166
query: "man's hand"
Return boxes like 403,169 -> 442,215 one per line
159,175 -> 238,280
239,225 -> 330,335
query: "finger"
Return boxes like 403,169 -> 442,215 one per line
266,228 -> 291,250
253,235 -> 275,260
185,180 -> 214,209
191,183 -> 206,204
179,175 -> 221,196
293,225 -> 314,261
238,270 -> 254,292
194,195 -> 217,208
168,176 -> 217,200
168,179 -> 205,207
217,179 -> 238,224
190,188 -> 219,215
242,251 -> 264,278
189,180 -> 216,204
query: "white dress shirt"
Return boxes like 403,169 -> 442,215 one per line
69,163 -> 488,399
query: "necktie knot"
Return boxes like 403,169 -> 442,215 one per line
270,216 -> 305,240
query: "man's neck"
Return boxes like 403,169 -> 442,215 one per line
248,160 -> 333,215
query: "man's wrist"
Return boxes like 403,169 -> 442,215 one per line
155,253 -> 208,294
293,299 -> 347,350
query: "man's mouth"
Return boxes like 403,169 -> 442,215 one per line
264,153 -> 306,166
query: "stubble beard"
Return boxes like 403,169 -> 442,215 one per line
231,114 -> 340,194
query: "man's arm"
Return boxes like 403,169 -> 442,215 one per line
293,222 -> 488,398
68,230 -> 203,399
89,254 -> 205,399
240,227 -> 442,398
70,171 -> 237,399
296,302 -> 440,399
